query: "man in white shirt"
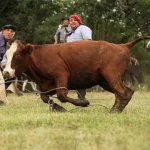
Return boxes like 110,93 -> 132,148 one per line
66,14 -> 92,42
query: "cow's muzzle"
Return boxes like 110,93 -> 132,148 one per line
3,71 -> 11,79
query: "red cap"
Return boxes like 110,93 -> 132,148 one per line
69,14 -> 83,24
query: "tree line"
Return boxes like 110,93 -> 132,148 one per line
0,0 -> 150,59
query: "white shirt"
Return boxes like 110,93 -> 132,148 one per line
66,25 -> 92,42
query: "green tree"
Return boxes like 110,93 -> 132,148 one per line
0,0 -> 150,44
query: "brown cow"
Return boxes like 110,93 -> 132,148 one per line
5,36 -> 150,113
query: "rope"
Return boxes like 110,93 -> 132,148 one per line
2,79 -> 84,97
66,104 -> 109,112
1,79 -> 68,93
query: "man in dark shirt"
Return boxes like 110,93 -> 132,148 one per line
0,24 -> 16,105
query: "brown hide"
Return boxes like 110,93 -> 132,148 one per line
11,36 -> 150,112
12,40 -> 129,89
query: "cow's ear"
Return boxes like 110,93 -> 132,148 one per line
24,44 -> 34,54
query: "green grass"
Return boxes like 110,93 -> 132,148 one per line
0,91 -> 150,150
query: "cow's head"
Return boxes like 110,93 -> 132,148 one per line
3,41 -> 19,79
11,43 -> 34,77
3,41 -> 33,78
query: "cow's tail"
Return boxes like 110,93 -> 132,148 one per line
126,36 -> 150,49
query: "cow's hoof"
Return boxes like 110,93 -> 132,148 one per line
110,108 -> 122,113
77,98 -> 90,107
53,103 -> 66,112
82,99 -> 90,107
17,92 -> 23,96
0,100 -> 5,106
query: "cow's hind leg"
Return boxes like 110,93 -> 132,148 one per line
100,67 -> 134,113
110,81 -> 134,113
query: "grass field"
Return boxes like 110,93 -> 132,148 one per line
0,91 -> 150,150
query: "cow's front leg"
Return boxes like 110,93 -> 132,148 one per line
56,77 -> 89,107
57,88 -> 89,107
40,93 -> 66,112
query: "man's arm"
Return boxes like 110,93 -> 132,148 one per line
54,35 -> 58,44
54,28 -> 60,44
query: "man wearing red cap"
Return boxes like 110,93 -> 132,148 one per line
66,14 -> 92,42
0,24 -> 16,105
66,14 -> 92,101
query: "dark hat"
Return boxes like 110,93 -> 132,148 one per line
2,24 -> 17,31
61,17 -> 69,21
